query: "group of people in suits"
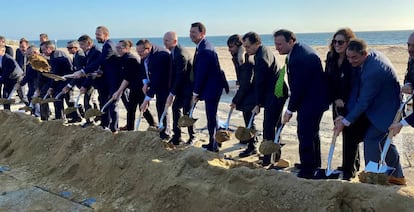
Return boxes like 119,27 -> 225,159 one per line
1,24 -> 413,184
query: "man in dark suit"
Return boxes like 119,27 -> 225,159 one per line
73,34 -> 102,127
15,38 -> 30,105
274,29 -> 329,178
41,40 -> 73,120
401,32 -> 414,95
242,32 -> 288,162
138,39 -> 172,140
73,26 -> 118,131
63,40 -> 86,123
0,45 -> 19,110
335,39 -> 405,185
112,40 -> 155,131
163,31 -> 195,145
189,22 -> 227,152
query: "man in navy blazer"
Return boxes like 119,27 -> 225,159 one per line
335,39 -> 405,185
190,22 -> 227,152
164,31 -> 195,145
138,39 -> 172,140
73,26 -> 118,131
0,45 -> 19,110
274,29 -> 329,178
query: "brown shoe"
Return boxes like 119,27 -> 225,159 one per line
388,176 -> 407,185
119,126 -> 129,131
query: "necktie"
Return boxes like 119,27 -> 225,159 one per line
274,57 -> 288,98
190,48 -> 197,82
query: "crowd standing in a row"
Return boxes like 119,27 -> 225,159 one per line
1,24 -> 413,185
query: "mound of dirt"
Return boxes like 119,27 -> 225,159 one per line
1,110 -> 414,211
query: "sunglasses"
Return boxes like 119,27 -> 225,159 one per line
332,40 -> 346,45
67,46 -> 76,49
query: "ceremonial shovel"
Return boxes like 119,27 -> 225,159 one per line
178,101 -> 198,127
148,106 -> 168,132
215,107 -> 233,143
42,73 -> 76,81
64,93 -> 83,118
84,99 -> 113,119
0,88 -> 17,105
313,131 -> 342,179
235,112 -> 256,141
361,94 -> 414,184
259,124 -> 284,157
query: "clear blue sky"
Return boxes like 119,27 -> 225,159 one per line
2,0 -> 413,40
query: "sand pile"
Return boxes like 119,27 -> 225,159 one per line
1,110 -> 414,211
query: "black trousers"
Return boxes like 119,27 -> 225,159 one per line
261,96 -> 286,164
125,88 -> 155,130
171,93 -> 194,139
342,114 -> 369,177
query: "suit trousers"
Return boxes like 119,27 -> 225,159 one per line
172,93 -> 194,139
1,80 -> 17,110
364,124 -> 404,178
342,114 -> 369,177
297,109 -> 324,172
125,88 -> 155,130
205,95 -> 221,144
155,92 -> 170,139
262,96 -> 286,164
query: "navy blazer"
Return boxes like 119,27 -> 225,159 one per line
345,50 -> 400,132
81,46 -> 102,89
48,49 -> 73,90
15,49 -> 26,70
170,44 -> 193,97
253,45 -> 287,107
193,39 -> 225,100
120,52 -> 143,91
145,45 -> 172,98
287,42 -> 329,113
83,40 -> 117,74
0,53 -> 18,84
232,54 -> 255,111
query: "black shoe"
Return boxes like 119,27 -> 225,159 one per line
186,137 -> 196,145
297,169 -> 315,179
81,121 -> 94,128
160,134 -> 171,140
239,140 -> 249,145
294,163 -> 303,170
168,137 -> 184,145
239,148 -> 257,158
201,144 -> 210,149
342,171 -> 355,181
206,146 -> 219,153
68,118 -> 82,123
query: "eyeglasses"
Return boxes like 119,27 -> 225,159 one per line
332,40 -> 346,46
67,46 -> 76,49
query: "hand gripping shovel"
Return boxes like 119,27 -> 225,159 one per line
178,101 -> 198,127
235,112 -> 256,141
360,94 -> 414,184
148,107 -> 168,132
313,131 -> 342,179
259,124 -> 284,157
215,107 -> 233,143
84,99 -> 113,120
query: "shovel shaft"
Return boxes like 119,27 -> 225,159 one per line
189,101 -> 197,118
100,99 -> 114,112
224,108 -> 234,130
247,113 -> 255,129
55,91 -> 64,99
326,132 -> 338,174
158,109 -> 167,128
273,124 -> 285,144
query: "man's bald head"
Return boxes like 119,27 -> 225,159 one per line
163,31 -> 178,50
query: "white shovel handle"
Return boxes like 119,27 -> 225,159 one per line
224,108 -> 234,130
247,113 -> 255,129
273,123 -> 285,144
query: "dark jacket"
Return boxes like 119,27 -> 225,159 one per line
170,44 -> 193,98
232,54 -> 255,111
145,45 -> 172,98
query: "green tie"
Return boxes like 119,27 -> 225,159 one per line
274,57 -> 287,98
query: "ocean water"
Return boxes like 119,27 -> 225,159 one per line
32,30 -> 413,49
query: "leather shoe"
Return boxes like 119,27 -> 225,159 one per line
169,137 -> 184,145
201,144 -> 210,149
186,137 -> 197,145
297,170 -> 315,179
239,148 -> 257,158
206,146 -> 219,153
68,118 -> 82,123
119,126 -> 129,131
388,176 -> 407,185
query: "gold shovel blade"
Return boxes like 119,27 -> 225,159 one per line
259,140 -> 281,155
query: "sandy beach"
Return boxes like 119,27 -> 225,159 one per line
1,44 -> 414,211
